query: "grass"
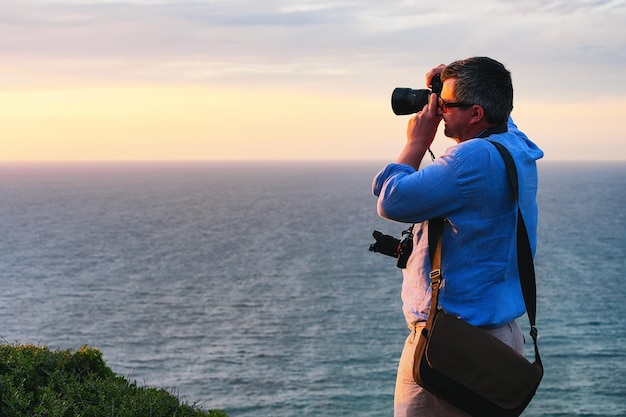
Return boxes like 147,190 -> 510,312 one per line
0,343 -> 228,417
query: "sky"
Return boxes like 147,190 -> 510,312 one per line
1,0 -> 625,161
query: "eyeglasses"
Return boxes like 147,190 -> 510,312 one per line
438,97 -> 473,113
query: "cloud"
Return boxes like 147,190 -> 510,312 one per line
495,0 -> 622,15
1,0 -> 625,100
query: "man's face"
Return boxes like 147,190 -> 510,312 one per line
439,78 -> 474,142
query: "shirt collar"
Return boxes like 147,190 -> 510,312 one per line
476,123 -> 508,138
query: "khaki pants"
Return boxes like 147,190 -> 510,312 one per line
394,320 -> 524,417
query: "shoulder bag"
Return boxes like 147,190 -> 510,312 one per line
412,141 -> 543,417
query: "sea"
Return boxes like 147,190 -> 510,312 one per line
0,160 -> 624,417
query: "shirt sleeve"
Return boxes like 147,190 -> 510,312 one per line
372,153 -> 464,223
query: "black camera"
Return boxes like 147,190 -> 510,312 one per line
391,74 -> 443,115
369,226 -> 414,269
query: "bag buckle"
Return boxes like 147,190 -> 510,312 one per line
429,269 -> 441,286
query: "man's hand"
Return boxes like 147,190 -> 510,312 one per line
393,64 -> 447,169
426,64 -> 446,88
396,93 -> 442,169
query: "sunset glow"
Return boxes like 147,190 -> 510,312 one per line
1,0 -> 625,161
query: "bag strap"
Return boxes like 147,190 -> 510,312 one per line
426,217 -> 445,327
427,141 -> 541,365
488,141 -> 541,365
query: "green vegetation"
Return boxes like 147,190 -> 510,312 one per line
0,343 -> 228,417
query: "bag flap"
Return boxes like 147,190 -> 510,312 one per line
425,312 -> 543,409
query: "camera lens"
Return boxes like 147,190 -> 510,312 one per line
391,88 -> 431,115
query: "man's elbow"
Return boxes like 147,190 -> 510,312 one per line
377,199 -> 398,220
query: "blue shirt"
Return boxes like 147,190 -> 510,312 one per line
373,118 -> 544,328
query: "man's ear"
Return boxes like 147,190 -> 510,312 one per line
471,104 -> 485,123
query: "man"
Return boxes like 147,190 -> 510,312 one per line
372,57 -> 544,416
